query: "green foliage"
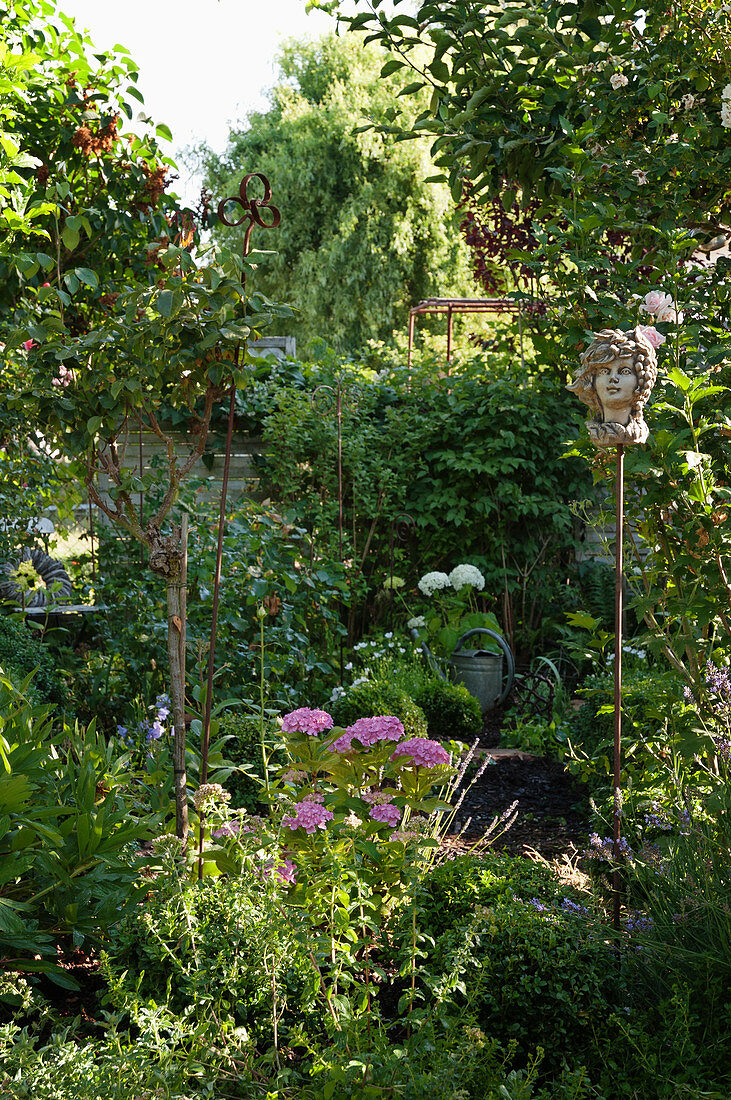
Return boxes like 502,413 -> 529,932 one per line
426,896 -> 615,1077
575,561 -> 617,631
0,672 -> 148,979
332,0 -> 731,229
106,874 -> 317,1048
414,851 -> 567,940
0,0 -> 186,326
331,0 -> 731,696
411,677 -> 482,744
626,368 -> 731,691
90,496 -> 349,726
331,680 -> 428,739
0,617 -> 63,705
216,710 -> 281,812
199,32 -> 474,350
622,743 -> 731,995
259,353 -> 589,660
564,665 -> 688,788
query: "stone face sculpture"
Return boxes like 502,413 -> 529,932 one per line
567,326 -> 658,447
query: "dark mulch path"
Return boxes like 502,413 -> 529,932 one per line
448,709 -> 592,860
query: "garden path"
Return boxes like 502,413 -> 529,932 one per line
449,714 -> 591,861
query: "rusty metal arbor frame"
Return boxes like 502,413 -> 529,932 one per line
407,297 -> 526,370
197,172 -> 281,867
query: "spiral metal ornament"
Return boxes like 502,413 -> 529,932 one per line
310,382 -> 361,416
390,513 -> 416,544
0,547 -> 73,607
217,172 -> 281,263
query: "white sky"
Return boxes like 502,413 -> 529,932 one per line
58,0 -> 336,204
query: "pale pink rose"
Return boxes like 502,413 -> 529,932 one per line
642,290 -> 674,316
638,325 -> 666,348
655,305 -> 684,325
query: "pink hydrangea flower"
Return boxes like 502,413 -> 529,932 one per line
211,820 -> 251,839
281,801 -> 334,834
638,324 -> 666,349
390,737 -> 450,768
262,858 -> 298,885
369,803 -> 401,827
330,730 -> 356,752
332,715 -> 405,752
281,707 -> 333,737
362,789 -> 395,805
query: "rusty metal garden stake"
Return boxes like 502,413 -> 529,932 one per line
87,490 -> 96,587
139,425 -> 145,568
198,172 -> 280,877
311,379 -> 359,678
388,513 -> 415,631
566,325 -> 659,936
612,445 -> 624,932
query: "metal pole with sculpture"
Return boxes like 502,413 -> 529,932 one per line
567,327 -> 658,930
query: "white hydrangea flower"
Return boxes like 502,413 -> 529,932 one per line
723,83 -> 731,101
407,616 -> 426,630
417,571 -> 451,596
722,100 -> 731,128
681,93 -> 695,111
610,72 -> 629,90
448,564 -> 486,592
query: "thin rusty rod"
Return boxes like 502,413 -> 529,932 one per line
612,443 -> 624,932
337,383 -> 345,681
388,527 -> 395,634
88,491 -> 96,587
139,424 -> 145,568
198,379 -> 236,881
407,311 -> 415,377
337,384 -> 344,565
197,169 -> 280,876
201,380 -> 237,787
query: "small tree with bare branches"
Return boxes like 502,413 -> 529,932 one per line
14,245 -> 294,837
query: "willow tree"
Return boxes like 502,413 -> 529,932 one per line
197,32 -> 474,350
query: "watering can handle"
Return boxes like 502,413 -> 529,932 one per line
452,628 -> 515,707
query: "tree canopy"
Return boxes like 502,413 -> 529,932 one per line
197,32 -> 475,351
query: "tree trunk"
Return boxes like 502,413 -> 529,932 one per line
166,519 -> 189,841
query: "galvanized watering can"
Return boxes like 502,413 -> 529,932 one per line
448,628 -> 515,712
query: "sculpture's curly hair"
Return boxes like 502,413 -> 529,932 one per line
568,327 -> 658,423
